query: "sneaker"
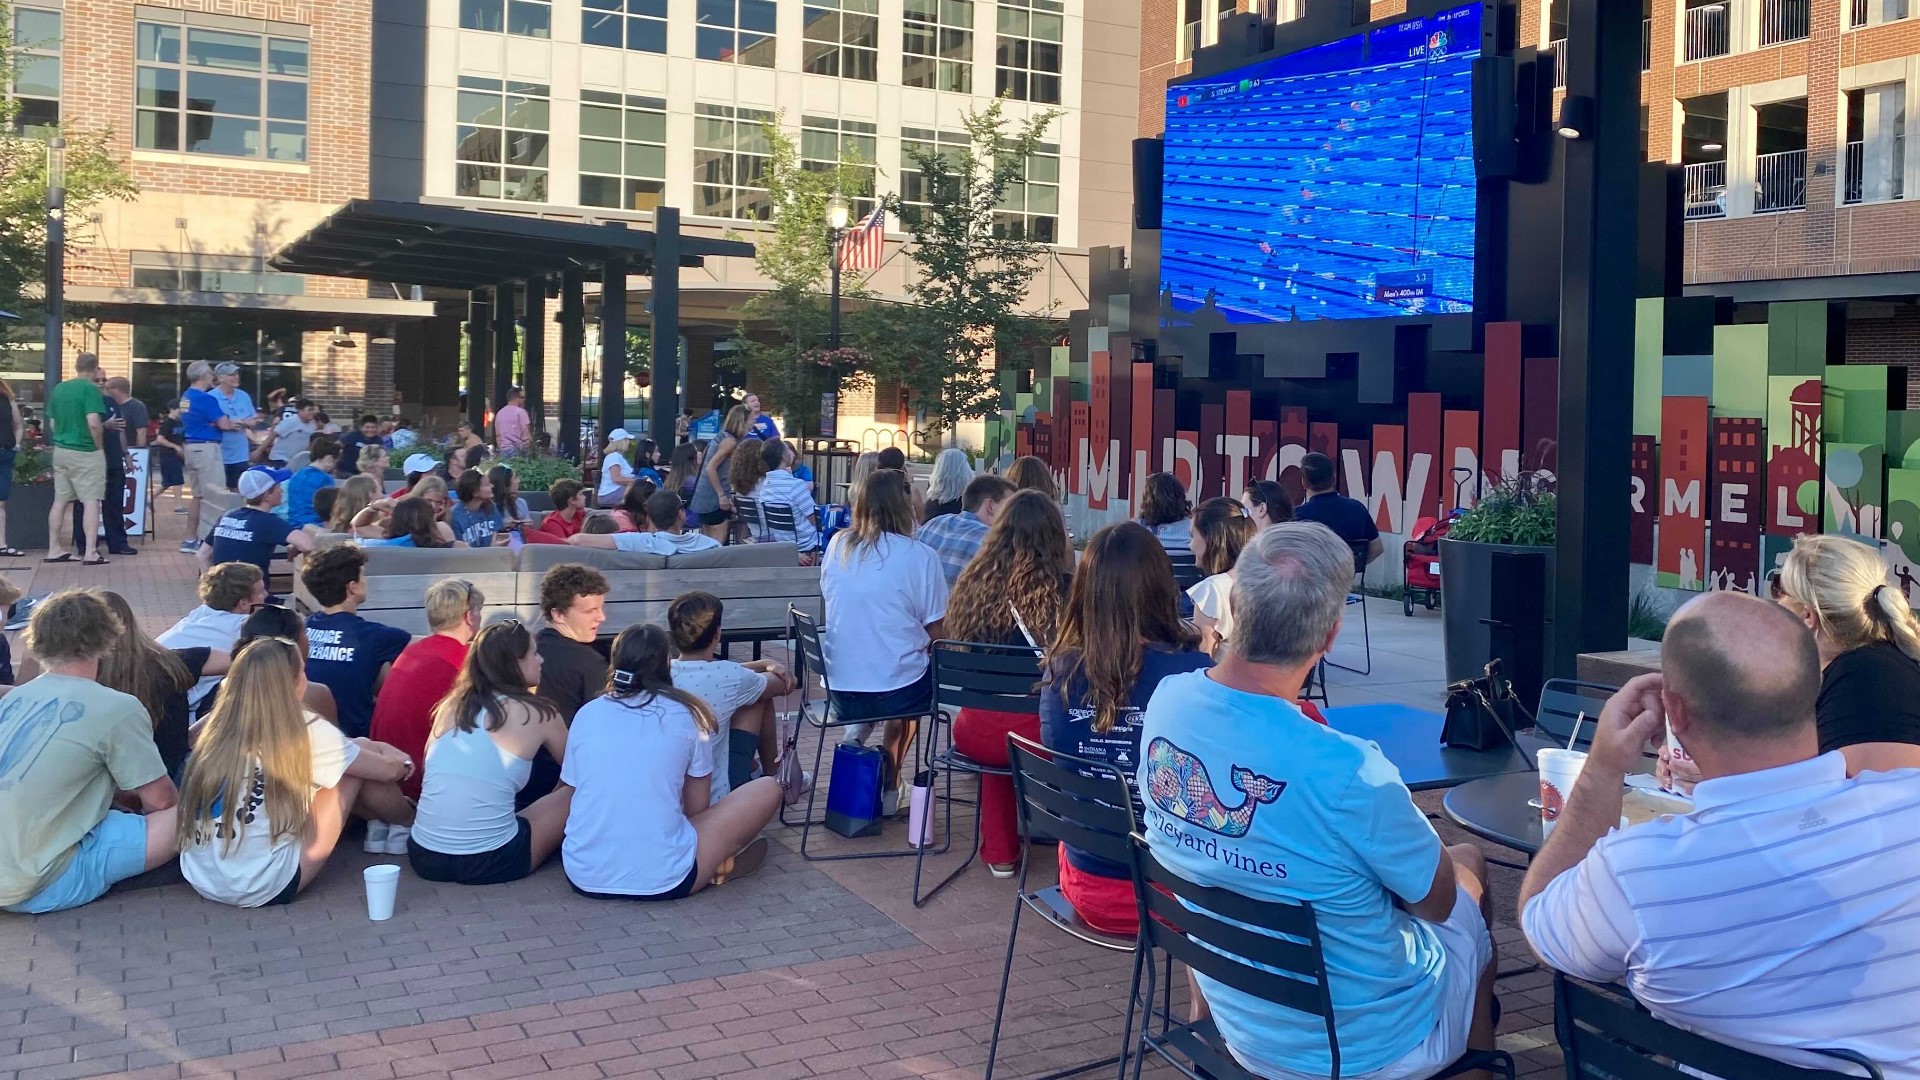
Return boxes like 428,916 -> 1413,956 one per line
178,539 -> 200,554
381,825 -> 411,855
987,862 -> 1018,879
839,722 -> 874,746
362,820 -> 390,853
881,786 -> 901,817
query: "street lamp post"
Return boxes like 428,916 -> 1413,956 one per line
825,194 -> 850,350
43,137 -> 67,398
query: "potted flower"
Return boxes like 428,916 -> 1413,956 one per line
1438,474 -> 1555,684
5,443 -> 54,552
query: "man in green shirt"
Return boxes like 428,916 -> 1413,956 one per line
44,352 -> 107,565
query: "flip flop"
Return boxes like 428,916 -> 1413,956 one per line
0,548 -> 24,557
81,555 -> 109,567
41,553 -> 73,563
710,836 -> 769,887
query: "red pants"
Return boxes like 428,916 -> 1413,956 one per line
950,707 -> 1042,865
1057,845 -> 1138,936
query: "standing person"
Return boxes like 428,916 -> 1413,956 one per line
1187,497 -> 1258,656
916,474 -> 1015,586
1041,522 -> 1211,935
744,393 -> 780,442
1242,478 -> 1294,529
370,580 -> 483,803
178,362 -> 232,554
597,428 -> 636,506
493,387 -> 531,453
1136,472 -> 1193,554
1293,451 -> 1382,570
43,352 -> 108,566
409,621 -> 573,885
690,405 -> 751,542
1140,525 -> 1498,1080
336,415 -> 384,479
0,377 -> 23,557
267,399 -> 318,467
449,470 -> 505,546
923,447 -> 973,523
300,546 -> 411,739
199,468 -> 314,578
947,491 -> 1074,876
159,562 -> 266,716
96,591 -> 226,783
211,362 -> 261,489
562,624 -> 778,899
70,372 -> 141,558
105,377 -> 149,544
0,590 -> 180,914
821,469 -> 948,813
666,591 -> 798,801
151,399 -> 187,509
287,435 -> 340,529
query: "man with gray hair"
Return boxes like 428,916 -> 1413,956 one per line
1137,522 -> 1497,1080
211,361 -> 262,489
177,361 -> 233,554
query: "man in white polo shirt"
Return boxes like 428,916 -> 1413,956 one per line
1521,590 -> 1920,1077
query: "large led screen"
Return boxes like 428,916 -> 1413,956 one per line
1160,4 -> 1484,325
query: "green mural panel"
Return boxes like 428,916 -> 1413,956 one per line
1887,468 -> 1920,568
1825,443 -> 1885,539
1825,365 -> 1889,445
1890,413 -> 1920,469
1711,325 -> 1769,418
1760,535 -> 1796,587
1634,298 -> 1665,436
1767,302 -> 1828,376
1050,346 -> 1071,379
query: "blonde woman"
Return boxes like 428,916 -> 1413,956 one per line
690,405 -> 752,541
327,475 -> 383,538
176,638 -> 415,907
923,447 -> 973,523
847,450 -> 880,496
356,444 -> 391,484
598,427 -> 637,506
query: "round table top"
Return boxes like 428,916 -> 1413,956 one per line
1442,771 -> 1544,855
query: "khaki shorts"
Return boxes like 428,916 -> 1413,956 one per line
184,442 -> 225,499
51,448 -> 106,503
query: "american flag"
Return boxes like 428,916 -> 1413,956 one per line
837,208 -> 886,272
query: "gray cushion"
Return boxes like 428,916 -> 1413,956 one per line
668,542 -> 800,569
362,545 -> 517,575
516,544 -> 668,572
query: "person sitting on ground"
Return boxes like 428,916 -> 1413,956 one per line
562,624 -> 779,899
328,475 -> 384,539
610,478 -> 658,533
923,447 -> 973,523
370,579 -> 483,808
743,439 -> 820,560
225,605 -> 340,727
1521,590 -> 1920,1074
360,496 -> 460,549
159,562 -> 266,717
1293,451 -> 1381,570
915,474 -> 1015,586
199,466 -> 315,577
97,591 -> 227,783
1041,522 -> 1211,935
1141,524 -> 1498,1080
1242,478 -> 1295,529
667,591 -> 799,802
525,479 -> 588,543
822,469 -> 948,815
1187,497 -> 1258,655
0,590 -> 179,914
0,575 -> 19,684
948,490 -> 1074,876
409,621 -> 573,886
534,563 -> 612,732
449,469 -> 505,547
301,545 -> 412,740
288,435 -> 340,530
486,464 -> 530,526
569,490 -> 720,556
176,637 -> 413,907
1136,472 -> 1193,554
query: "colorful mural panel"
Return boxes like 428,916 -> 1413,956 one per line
1657,397 -> 1710,591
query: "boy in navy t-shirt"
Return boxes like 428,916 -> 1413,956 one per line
199,466 -> 315,579
300,545 -> 411,738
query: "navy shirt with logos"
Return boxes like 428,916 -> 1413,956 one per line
182,387 -> 226,443
206,506 -> 295,579
1039,644 -> 1214,878
1293,491 -> 1380,566
305,610 -> 411,738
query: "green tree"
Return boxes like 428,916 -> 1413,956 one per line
731,116 -> 874,436
861,99 -> 1063,439
0,2 -> 139,327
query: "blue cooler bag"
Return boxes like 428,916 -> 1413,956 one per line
825,743 -> 885,838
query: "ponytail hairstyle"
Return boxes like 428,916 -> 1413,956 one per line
1779,534 -> 1920,663
603,623 -> 719,735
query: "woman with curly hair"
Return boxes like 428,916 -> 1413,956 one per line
1188,497 -> 1258,655
946,490 -> 1073,876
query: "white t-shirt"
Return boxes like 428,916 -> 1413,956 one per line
561,693 -> 711,896
271,415 -> 316,463
158,606 -> 249,711
671,659 -> 772,805
179,714 -> 358,907
611,531 -> 721,556
598,451 -> 632,500
820,532 -> 950,693
1189,572 -> 1236,644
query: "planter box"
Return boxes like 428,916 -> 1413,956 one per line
1439,538 -> 1555,684
6,483 -> 53,552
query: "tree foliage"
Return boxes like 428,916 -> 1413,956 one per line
0,2 -> 139,324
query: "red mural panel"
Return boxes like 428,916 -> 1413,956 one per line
1482,322 -> 1523,485
1050,378 -> 1072,473
1089,352 -> 1111,489
1442,410 -> 1480,514
1522,357 -> 1559,474
1629,434 -> 1656,565
1200,403 -> 1226,500
1107,352 -> 1132,508
1225,391 -> 1253,495
1767,378 -> 1823,537
1069,401 -> 1090,496
1657,396 -> 1710,590
1032,413 -> 1051,464
1017,423 -> 1032,459
1370,424 -> 1407,532
1253,419 -> 1279,490
1174,429 -> 1201,491
1711,417 -> 1764,593
1280,406 -> 1310,504
1408,392 -> 1443,521
1309,422 -> 1338,463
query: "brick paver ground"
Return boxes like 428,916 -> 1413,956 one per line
0,492 -> 1564,1080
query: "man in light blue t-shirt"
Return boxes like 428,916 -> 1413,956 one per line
1137,523 -> 1495,1080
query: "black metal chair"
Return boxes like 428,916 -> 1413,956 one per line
1529,678 -> 1616,756
761,500 -> 800,545
730,493 -> 763,544
1325,574 -> 1372,676
910,640 -> 1044,907
980,736 -> 1142,1080
781,606 -> 944,863
1125,837 -> 1515,1080
1555,974 -> 1883,1080
1167,553 -> 1205,592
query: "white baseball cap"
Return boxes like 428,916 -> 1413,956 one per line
237,469 -> 283,500
606,428 -> 632,445
403,453 -> 439,475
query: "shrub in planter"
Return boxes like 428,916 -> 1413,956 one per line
497,449 -> 582,494
1439,475 -> 1556,684
6,446 -> 54,552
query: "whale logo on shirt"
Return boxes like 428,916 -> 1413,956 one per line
1144,737 -> 1284,838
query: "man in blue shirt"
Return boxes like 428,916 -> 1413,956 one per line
1137,523 -> 1495,1080
1291,451 -> 1382,571
178,361 -> 233,555
300,545 -> 411,739
211,362 -> 261,489
336,414 -> 383,478
914,474 -> 1013,586
200,467 -> 313,579
744,393 -> 780,442
287,435 -> 339,530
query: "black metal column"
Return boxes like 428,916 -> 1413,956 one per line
650,206 -> 681,444
465,293 -> 489,431
1551,0 -> 1641,677
600,250 -> 628,438
492,281 -> 517,423
522,278 -> 547,437
559,270 -> 585,461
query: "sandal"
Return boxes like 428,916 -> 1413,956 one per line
81,554 -> 108,567
41,553 -> 73,563
0,547 -> 24,558
710,836 -> 769,887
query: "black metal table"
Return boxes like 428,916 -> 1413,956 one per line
1441,771 -> 1544,854
1322,704 -> 1532,792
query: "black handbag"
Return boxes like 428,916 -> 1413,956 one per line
1441,660 -> 1525,752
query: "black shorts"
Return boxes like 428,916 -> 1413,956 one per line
263,868 -> 301,906
697,508 -> 729,527
407,817 -> 534,886
569,862 -> 699,902
223,461 -> 247,488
